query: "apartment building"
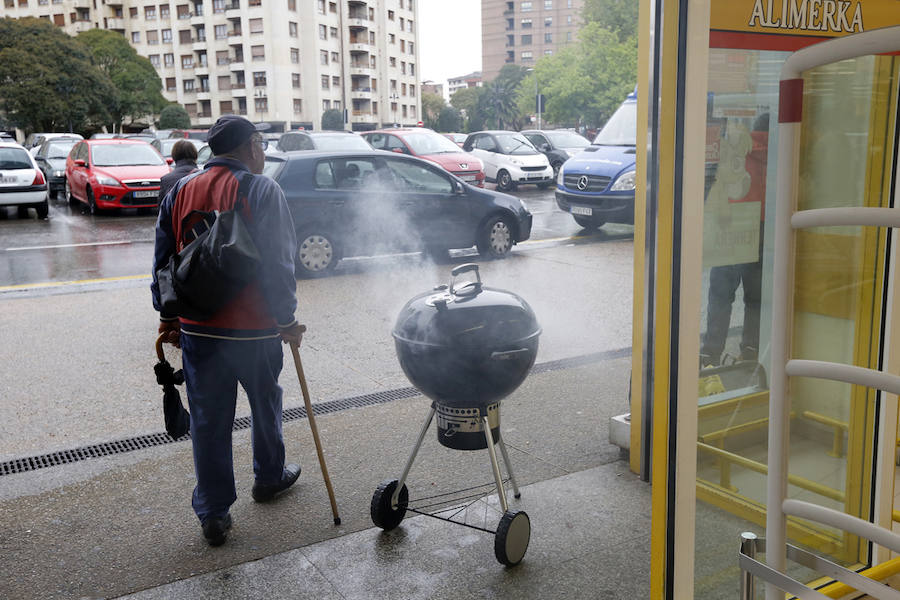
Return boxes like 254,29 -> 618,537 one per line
2,0 -> 421,131
481,0 -> 583,81
447,71 -> 482,98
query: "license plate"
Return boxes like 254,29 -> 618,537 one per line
0,176 -> 15,184
571,206 -> 592,216
460,174 -> 477,182
133,190 -> 157,199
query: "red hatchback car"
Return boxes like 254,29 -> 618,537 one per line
362,128 -> 485,187
65,139 -> 171,214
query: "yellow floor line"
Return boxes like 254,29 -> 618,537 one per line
0,274 -> 150,292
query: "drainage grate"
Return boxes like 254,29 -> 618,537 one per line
0,347 -> 630,477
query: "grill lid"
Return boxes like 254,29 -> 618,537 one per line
392,263 -> 541,351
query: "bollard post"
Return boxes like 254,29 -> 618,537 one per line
740,531 -> 758,600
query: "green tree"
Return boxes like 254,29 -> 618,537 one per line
582,0 -> 639,42
436,106 -> 462,133
321,108 -> 344,130
449,86 -> 488,132
421,92 -> 445,129
0,17 -> 113,133
159,104 -> 191,129
77,29 -> 167,132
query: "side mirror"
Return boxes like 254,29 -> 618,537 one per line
74,159 -> 86,167
453,180 -> 465,194
540,143 -> 551,152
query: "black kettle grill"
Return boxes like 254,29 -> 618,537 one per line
371,264 -> 540,566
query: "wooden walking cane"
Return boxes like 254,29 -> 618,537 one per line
288,326 -> 341,525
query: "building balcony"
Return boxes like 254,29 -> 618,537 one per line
231,87 -> 247,96
348,43 -> 370,54
347,17 -> 368,29
71,20 -> 93,33
193,39 -> 207,50
191,13 -> 205,25
105,18 -> 125,30
347,0 -> 366,5
225,4 -> 241,17
196,91 -> 211,100
229,59 -> 244,70
228,30 -> 242,38
350,112 -> 377,123
194,65 -> 209,75
350,88 -> 372,99
71,0 -> 90,8
349,65 -> 372,76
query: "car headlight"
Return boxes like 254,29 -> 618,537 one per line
508,158 -> 522,166
557,167 -> 565,185
53,170 -> 65,177
95,175 -> 122,187
610,170 -> 636,191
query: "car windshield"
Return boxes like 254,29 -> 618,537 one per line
495,133 -> 538,155
47,140 -> 78,159
593,101 -> 636,146
545,131 -> 591,149
311,135 -> 372,151
0,147 -> 33,169
91,143 -> 166,167
402,132 -> 462,155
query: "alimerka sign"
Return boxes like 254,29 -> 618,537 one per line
711,0 -> 900,49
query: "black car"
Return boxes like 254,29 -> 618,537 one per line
263,150 -> 533,278
33,136 -> 80,200
520,129 -> 591,179
274,131 -> 372,152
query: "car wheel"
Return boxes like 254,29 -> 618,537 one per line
65,181 -> 77,205
35,198 -> 49,220
87,187 -> 101,215
295,228 -> 340,278
476,214 -> 515,259
496,170 -> 514,192
573,215 -> 604,229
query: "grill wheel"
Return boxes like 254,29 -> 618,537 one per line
371,479 -> 408,531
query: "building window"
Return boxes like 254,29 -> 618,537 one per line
177,4 -> 189,19
400,40 -> 405,52
401,61 -> 406,75
322,99 -> 331,110
332,75 -> 340,87
317,0 -> 325,13
214,24 -> 226,39
144,6 -> 156,19
131,31 -> 141,43
330,26 -> 338,38
255,97 -> 268,112
183,79 -> 195,92
408,20 -> 414,32
220,100 -> 233,114
401,83 -> 407,95
293,99 -> 302,114
520,18 -> 532,29
249,18 -> 263,33
402,105 -> 407,118
216,49 -> 229,64
320,50 -> 328,65
253,71 -> 266,86
287,0 -> 295,9
289,21 -> 297,37
521,34 -> 531,45
389,34 -> 395,44
164,53 -> 174,66
196,27 -> 206,42
331,51 -> 339,63
410,106 -> 416,118
409,85 -> 415,97
544,0 -> 552,8
291,48 -> 299,64
321,75 -> 329,89
567,14 -> 573,24
218,75 -> 231,90
329,1 -> 336,12
545,17 -> 552,26
408,41 -> 414,54
400,17 -> 404,29
149,54 -> 160,67
162,29 -> 172,43
566,30 -> 573,41
248,0 -> 261,6
520,1 -> 532,11
179,29 -> 191,44
409,63 -> 414,76
160,4 -> 170,17
166,77 -> 176,91
212,0 -> 224,12
544,49 -> 553,55
292,73 -> 300,88
388,9 -> 394,20
544,32 -> 552,43
251,45 -> 265,61
567,0 -> 572,6
129,6 -> 138,17
521,51 -> 533,60
318,24 -> 326,40
507,34 -> 514,47
181,55 -> 193,68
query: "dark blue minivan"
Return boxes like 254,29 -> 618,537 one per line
555,90 -> 636,229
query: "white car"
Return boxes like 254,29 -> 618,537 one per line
0,142 -> 49,218
462,130 -> 553,192
25,132 -> 84,156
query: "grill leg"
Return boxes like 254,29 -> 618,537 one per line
483,415 -> 509,513
497,437 -> 521,499
392,405 -> 435,508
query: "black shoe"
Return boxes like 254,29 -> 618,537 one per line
252,463 -> 301,503
201,513 -> 232,547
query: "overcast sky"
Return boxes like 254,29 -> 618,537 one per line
418,0 -> 482,85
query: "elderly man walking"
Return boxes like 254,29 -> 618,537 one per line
151,115 -> 304,546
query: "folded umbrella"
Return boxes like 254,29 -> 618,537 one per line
154,333 -> 190,439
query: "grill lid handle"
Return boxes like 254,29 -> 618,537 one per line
449,263 -> 482,297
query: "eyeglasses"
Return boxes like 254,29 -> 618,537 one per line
250,135 -> 268,151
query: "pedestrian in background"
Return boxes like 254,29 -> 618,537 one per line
157,139 -> 199,202
151,115 -> 304,547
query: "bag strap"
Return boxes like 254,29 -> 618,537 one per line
179,171 -> 255,240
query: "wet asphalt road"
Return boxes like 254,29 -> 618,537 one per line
0,185 -> 633,288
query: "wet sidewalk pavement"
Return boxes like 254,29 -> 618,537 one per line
0,356 -> 650,600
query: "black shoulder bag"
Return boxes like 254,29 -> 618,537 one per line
156,173 -> 262,321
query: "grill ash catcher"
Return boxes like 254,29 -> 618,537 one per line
370,263 -> 541,566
